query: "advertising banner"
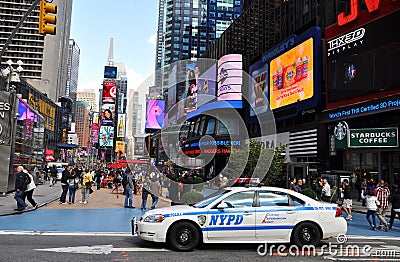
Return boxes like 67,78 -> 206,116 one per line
99,126 -> 114,147
197,64 -> 216,108
115,141 -> 125,156
269,37 -> 313,110
116,114 -> 126,138
249,61 -> 268,116
145,100 -> 165,130
0,91 -> 15,146
91,123 -> 99,143
102,81 -> 117,103
101,103 -> 115,126
217,54 -> 243,101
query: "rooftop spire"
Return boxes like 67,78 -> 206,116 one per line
107,38 -> 114,66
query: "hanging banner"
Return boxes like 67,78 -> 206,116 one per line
91,123 -> 99,143
116,114 -> 126,138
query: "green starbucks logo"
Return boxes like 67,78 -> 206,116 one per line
334,122 -> 347,141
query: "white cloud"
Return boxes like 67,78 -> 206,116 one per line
148,32 -> 157,53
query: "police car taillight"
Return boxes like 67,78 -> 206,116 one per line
335,206 -> 343,217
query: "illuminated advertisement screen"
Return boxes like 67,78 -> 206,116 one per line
326,10 -> 400,109
249,61 -> 268,117
217,54 -> 242,101
269,37 -> 314,110
197,64 -> 216,108
17,100 -> 38,122
116,114 -> 126,138
102,81 -> 117,103
104,66 -> 117,79
145,100 -> 165,130
177,62 -> 200,119
99,126 -> 114,147
101,103 -> 115,125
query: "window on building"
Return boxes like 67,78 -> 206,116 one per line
205,119 -> 216,135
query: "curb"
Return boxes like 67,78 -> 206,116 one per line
0,197 -> 59,217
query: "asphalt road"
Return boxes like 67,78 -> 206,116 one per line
1,234 -> 400,262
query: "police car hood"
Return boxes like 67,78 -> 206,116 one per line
145,205 -> 200,215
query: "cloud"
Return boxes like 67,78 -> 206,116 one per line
148,32 -> 157,52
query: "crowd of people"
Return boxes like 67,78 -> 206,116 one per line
288,176 -> 400,231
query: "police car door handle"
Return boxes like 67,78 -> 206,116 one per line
286,211 -> 296,214
242,212 -> 252,216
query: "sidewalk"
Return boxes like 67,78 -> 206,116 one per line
0,181 -> 171,216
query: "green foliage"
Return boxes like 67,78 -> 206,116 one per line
193,176 -> 204,192
263,144 -> 286,187
181,191 -> 204,205
301,188 -> 317,199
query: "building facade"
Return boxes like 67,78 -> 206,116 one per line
0,0 -> 74,103
77,90 -> 97,112
66,39 -> 80,121
75,101 -> 89,148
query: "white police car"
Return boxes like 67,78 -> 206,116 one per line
132,186 -> 347,251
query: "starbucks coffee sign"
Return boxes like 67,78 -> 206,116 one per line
349,128 -> 398,148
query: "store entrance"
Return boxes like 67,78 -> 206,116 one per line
285,162 -> 319,188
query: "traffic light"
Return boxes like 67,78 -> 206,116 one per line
38,0 -> 57,35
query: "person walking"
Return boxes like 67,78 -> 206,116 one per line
341,179 -> 352,220
376,181 -> 390,230
23,169 -> 38,209
49,165 -> 58,187
150,175 -> 161,209
80,168 -> 93,204
68,171 -> 78,204
124,170 -> 134,208
59,164 -> 73,204
141,184 -> 150,211
14,166 -> 29,211
362,188 -> 380,231
94,169 -> 102,190
361,178 -> 368,206
388,185 -> 400,230
321,179 -> 331,202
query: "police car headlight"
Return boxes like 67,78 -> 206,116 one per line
143,214 -> 164,223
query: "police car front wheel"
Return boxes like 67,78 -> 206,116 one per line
168,221 -> 200,251
291,222 -> 321,247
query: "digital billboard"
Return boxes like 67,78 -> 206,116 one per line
145,100 -> 165,130
326,9 -> 400,109
101,103 -> 115,126
248,27 -> 321,121
17,100 -> 38,122
217,54 -> 242,101
197,64 -> 216,108
116,114 -> 126,138
102,81 -> 117,103
99,126 -> 114,147
269,37 -> 314,110
104,66 -> 117,79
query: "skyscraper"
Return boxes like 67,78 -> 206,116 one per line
66,39 -> 80,121
114,62 -> 128,114
0,0 -> 73,102
154,0 -> 165,87
158,0 -> 244,89
77,90 -> 97,112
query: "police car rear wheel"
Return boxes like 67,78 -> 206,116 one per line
292,222 -> 320,247
168,222 -> 200,251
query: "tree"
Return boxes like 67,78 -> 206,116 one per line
263,144 -> 286,187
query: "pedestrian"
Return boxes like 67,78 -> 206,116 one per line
94,169 -> 102,190
23,169 -> 38,209
150,175 -> 161,209
33,166 -> 39,184
388,185 -> 400,230
59,164 -> 73,204
321,179 -> 331,202
288,177 -> 297,191
141,184 -> 150,211
362,188 -> 380,231
80,168 -> 93,204
49,165 -> 57,187
14,166 -> 28,211
68,170 -> 78,204
376,181 -> 390,230
341,179 -> 352,220
361,178 -> 368,206
295,179 -> 303,192
124,169 -> 134,208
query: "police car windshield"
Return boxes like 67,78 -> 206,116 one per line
193,189 -> 230,208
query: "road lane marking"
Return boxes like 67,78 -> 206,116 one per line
34,245 -> 169,254
0,230 -> 132,237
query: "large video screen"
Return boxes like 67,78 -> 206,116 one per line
145,100 -> 165,130
104,66 -> 117,79
217,54 -> 242,101
17,100 -> 38,122
197,64 -> 216,108
269,37 -> 314,110
99,126 -> 114,147
101,103 -> 115,126
326,10 -> 400,109
102,81 -> 117,103
249,61 -> 268,117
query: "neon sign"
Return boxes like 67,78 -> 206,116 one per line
337,0 -> 399,26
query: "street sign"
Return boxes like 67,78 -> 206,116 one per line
349,127 -> 398,147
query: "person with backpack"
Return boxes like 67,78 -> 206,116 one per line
123,169 -> 134,208
14,166 -> 29,211
23,169 -> 38,209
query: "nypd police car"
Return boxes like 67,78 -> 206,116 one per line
132,186 -> 347,251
